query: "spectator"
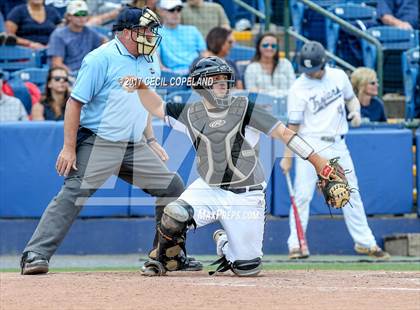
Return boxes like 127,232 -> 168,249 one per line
351,67 -> 387,122
5,0 -> 62,49
47,0 -> 107,73
84,0 -> 123,26
192,27 -> 243,89
131,0 -> 158,11
0,32 -> 17,45
244,32 -> 295,97
0,69 -> 28,121
45,0 -> 70,18
181,0 -> 230,37
32,67 -> 70,121
0,0 -> 26,19
158,0 -> 206,74
377,0 -> 418,30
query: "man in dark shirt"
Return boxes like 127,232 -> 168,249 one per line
123,56 -> 337,277
377,0 -> 418,29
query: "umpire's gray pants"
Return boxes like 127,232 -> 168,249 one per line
24,135 -> 184,259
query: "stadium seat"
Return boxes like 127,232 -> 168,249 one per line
361,26 -> 418,94
326,3 -> 377,66
213,0 -> 257,28
232,91 -> 287,121
11,67 -> 49,92
226,44 -> 255,63
401,47 -> 419,119
0,46 -> 41,71
156,70 -> 190,97
165,90 -> 201,105
290,0 -> 347,49
6,77 -> 34,114
0,12 -> 4,33
90,26 -> 113,39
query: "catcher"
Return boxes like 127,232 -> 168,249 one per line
123,56 -> 350,276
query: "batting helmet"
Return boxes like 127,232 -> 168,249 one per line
298,41 -> 327,73
112,6 -> 161,62
190,56 -> 235,109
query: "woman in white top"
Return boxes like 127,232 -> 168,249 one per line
244,32 -> 295,97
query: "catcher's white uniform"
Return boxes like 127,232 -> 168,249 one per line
287,66 -> 377,252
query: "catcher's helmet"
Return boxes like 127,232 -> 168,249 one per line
298,41 -> 327,73
190,56 -> 235,109
112,6 -> 161,62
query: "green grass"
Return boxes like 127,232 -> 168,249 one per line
2,255 -> 419,273
2,263 -> 419,273
262,263 -> 420,271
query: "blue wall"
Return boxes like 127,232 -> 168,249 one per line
2,217 -> 419,255
0,122 -> 414,218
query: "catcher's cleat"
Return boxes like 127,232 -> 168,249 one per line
213,229 -> 228,257
288,248 -> 310,259
147,248 -> 203,271
20,251 -> 49,275
354,244 -> 391,260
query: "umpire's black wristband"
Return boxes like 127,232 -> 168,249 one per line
146,137 -> 157,145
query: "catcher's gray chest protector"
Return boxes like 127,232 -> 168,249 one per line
187,97 -> 258,186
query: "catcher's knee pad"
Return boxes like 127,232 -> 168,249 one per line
161,199 -> 194,235
155,200 -> 195,271
231,258 -> 262,277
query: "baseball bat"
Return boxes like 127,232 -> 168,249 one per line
285,172 -> 309,256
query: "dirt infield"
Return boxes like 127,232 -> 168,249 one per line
1,270 -> 419,310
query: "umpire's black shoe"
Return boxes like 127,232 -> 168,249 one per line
20,251 -> 49,275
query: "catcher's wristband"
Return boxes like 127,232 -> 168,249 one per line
287,134 -> 314,160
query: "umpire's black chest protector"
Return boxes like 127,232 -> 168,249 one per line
186,97 -> 258,186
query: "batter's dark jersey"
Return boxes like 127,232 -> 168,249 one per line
164,97 -> 281,187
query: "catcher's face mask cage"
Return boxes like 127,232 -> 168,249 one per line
190,57 -> 235,109
131,8 -> 161,62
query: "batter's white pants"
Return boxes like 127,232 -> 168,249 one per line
287,137 -> 377,252
179,178 -> 266,263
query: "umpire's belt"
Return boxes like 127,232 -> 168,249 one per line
320,135 -> 345,143
220,184 -> 264,194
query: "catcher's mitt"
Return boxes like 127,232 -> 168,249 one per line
317,157 -> 351,209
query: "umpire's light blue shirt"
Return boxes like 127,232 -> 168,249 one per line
71,37 -> 161,142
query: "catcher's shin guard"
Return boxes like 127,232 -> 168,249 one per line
154,200 -> 196,272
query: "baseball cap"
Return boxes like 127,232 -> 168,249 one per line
298,41 -> 327,73
113,7 -> 145,31
66,0 -> 89,15
159,0 -> 183,10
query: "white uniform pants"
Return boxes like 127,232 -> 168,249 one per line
179,178 -> 266,263
287,137 -> 377,251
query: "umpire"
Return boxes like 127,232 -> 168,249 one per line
20,7 -> 191,275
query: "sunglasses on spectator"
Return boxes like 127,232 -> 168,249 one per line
368,80 -> 379,85
52,76 -> 69,82
168,6 -> 182,13
261,43 -> 278,49
73,11 -> 88,17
